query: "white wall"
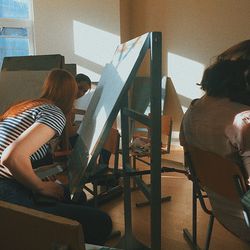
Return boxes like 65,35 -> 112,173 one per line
165,0 -> 250,113
120,0 -> 250,131
32,0 -> 120,81
32,0 -> 250,131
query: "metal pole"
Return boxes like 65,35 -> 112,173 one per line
150,32 -> 162,250
120,94 -> 133,250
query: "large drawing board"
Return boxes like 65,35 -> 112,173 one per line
67,32 -> 151,193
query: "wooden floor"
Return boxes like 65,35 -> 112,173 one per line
97,148 -> 250,250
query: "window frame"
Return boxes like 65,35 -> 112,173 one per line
0,0 -> 35,60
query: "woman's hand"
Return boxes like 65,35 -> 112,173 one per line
37,181 -> 65,200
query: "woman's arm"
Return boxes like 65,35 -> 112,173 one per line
1,122 -> 64,200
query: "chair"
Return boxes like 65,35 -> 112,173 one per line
130,114 -> 173,207
0,200 -> 85,250
131,114 -> 172,156
184,145 -> 250,249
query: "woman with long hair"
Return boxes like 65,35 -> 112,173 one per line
0,69 -> 112,245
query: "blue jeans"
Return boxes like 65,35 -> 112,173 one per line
0,178 -> 112,245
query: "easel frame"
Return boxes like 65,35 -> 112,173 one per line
118,32 -> 162,250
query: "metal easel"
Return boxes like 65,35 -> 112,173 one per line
117,32 -> 162,250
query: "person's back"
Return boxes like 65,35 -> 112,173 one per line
180,58 -> 250,179
181,95 -> 250,171
180,41 -> 250,215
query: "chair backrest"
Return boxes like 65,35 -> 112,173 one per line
133,114 -> 173,153
0,201 -> 85,250
186,145 -> 250,241
161,114 -> 173,153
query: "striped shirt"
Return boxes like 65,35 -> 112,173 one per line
0,104 -> 66,178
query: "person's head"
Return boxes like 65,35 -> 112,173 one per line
200,59 -> 250,105
75,73 -> 91,98
217,40 -> 250,61
40,69 -> 78,114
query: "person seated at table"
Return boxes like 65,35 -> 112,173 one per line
75,73 -> 92,99
0,69 -> 112,245
180,40 -> 250,184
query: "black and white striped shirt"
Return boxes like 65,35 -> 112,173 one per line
0,104 -> 66,178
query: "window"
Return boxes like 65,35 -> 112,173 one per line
0,0 -> 34,68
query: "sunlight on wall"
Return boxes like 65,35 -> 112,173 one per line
73,20 -> 120,79
168,52 -> 205,112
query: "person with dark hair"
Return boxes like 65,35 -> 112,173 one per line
73,73 -> 112,166
200,60 -> 250,105
75,73 -> 92,99
67,73 -> 92,141
180,41 -> 250,185
0,69 -> 112,245
216,39 -> 250,61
